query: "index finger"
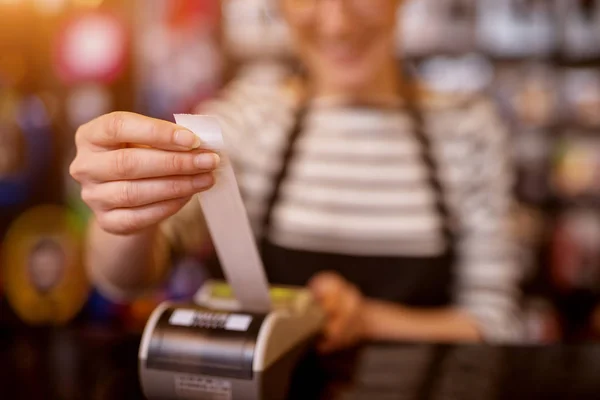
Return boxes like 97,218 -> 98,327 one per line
84,111 -> 204,152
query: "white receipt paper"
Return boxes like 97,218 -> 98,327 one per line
174,114 -> 272,313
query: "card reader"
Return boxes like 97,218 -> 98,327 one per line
139,114 -> 325,399
139,280 -> 325,400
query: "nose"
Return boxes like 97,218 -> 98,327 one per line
317,0 -> 353,38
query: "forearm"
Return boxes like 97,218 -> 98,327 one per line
361,299 -> 481,343
86,218 -> 171,301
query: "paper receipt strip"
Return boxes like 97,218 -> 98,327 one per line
174,114 -> 272,313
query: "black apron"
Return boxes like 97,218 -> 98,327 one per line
256,97 -> 458,309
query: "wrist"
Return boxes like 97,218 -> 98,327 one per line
87,220 -> 169,296
360,298 -> 413,342
359,298 -> 391,341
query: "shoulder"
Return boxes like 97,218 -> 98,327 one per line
418,87 -> 509,148
195,75 -> 300,125
191,75 -> 303,166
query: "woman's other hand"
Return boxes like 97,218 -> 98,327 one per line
309,271 -> 367,353
69,112 -> 220,236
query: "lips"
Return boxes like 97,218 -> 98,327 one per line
322,42 -> 364,65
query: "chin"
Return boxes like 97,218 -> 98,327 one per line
324,68 -> 377,95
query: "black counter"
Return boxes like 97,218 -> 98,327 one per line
2,326 -> 600,400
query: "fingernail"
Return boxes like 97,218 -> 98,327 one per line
194,153 -> 219,169
174,130 -> 202,149
192,174 -> 214,189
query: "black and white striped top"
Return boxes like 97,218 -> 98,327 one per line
161,77 -> 524,343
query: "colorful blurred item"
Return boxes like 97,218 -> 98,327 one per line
82,288 -> 129,327
552,135 -> 600,199
559,0 -> 600,61
166,256 -> 208,301
221,0 -> 295,88
513,129 -> 552,204
0,103 -> 25,178
124,294 -> 165,332
551,208 -> 600,293
65,84 -> 112,129
222,0 -> 292,62
511,205 -> 547,281
476,0 -> 556,58
0,92 -> 55,208
52,10 -> 129,85
523,297 -> 562,343
496,64 -> 559,128
120,256 -> 208,332
135,0 -> 221,118
400,0 -> 474,57
1,205 -> 91,325
563,68 -> 600,128
418,53 -> 494,97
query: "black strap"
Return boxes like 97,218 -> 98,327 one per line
259,104 -> 308,250
259,74 -> 455,253
402,84 -> 455,249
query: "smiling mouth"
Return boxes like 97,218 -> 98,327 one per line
322,42 -> 364,64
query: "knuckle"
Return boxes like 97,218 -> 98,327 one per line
114,149 -> 135,178
69,157 -> 88,182
80,186 -> 96,205
168,179 -> 181,197
147,118 -> 161,142
169,179 -> 189,198
166,153 -> 185,173
68,159 -> 81,180
119,181 -> 139,206
187,176 -> 199,193
74,117 -> 97,147
106,111 -> 127,141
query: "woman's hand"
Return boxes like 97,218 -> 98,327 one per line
308,271 -> 367,353
69,112 -> 220,236
309,272 -> 483,348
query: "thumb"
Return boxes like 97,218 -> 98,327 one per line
309,271 -> 344,299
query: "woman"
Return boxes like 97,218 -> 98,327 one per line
70,0 -> 524,351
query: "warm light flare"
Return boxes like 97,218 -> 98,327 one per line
33,0 -> 68,15
71,0 -> 104,8
0,0 -> 23,5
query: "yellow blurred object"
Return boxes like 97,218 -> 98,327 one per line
33,0 -> 67,15
557,146 -> 595,197
71,0 -> 104,8
1,205 -> 91,326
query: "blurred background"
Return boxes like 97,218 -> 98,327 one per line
0,0 -> 599,344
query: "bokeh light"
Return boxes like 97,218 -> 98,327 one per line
71,0 -> 104,8
33,0 -> 67,15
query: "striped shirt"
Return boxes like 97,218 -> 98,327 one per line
161,76 -> 524,343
